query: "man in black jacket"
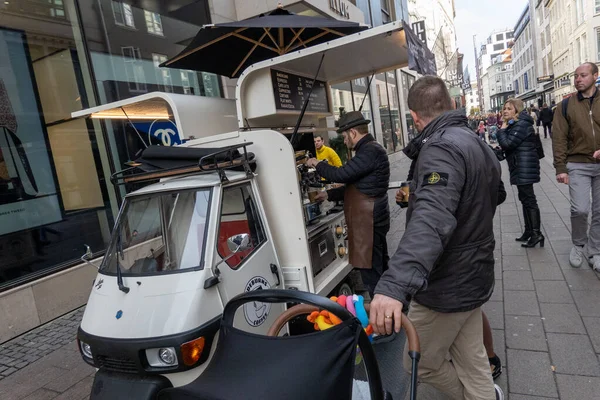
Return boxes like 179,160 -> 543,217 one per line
539,103 -> 553,138
370,76 -> 504,400
306,112 -> 390,296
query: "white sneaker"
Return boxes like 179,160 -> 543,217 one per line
592,255 -> 600,272
494,384 -> 504,400
570,246 -> 584,268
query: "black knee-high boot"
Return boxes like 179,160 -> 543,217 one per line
516,205 -> 532,242
522,208 -> 544,248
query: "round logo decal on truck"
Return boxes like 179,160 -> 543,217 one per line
243,276 -> 271,327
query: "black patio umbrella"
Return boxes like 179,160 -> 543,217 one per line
161,6 -> 367,78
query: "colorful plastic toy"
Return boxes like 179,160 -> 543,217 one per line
307,294 -> 374,342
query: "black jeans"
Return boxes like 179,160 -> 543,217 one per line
360,225 -> 389,297
543,122 -> 552,138
517,184 -> 538,209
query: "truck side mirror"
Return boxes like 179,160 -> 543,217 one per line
81,244 -> 98,270
227,233 -> 251,253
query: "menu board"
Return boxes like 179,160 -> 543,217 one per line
271,69 -> 330,113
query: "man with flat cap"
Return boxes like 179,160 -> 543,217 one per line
306,111 -> 391,296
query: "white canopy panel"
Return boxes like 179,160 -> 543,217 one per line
71,92 -> 238,141
236,21 -> 409,128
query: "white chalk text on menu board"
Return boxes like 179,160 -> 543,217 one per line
270,69 -> 330,113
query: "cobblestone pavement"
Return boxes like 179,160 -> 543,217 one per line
0,308 -> 84,381
1,142 -> 599,399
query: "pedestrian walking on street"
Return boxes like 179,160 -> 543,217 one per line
370,76 -> 505,400
478,121 -> 487,142
496,98 -> 544,248
553,62 -> 600,271
539,103 -> 553,138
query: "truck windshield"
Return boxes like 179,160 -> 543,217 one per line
100,189 -> 211,275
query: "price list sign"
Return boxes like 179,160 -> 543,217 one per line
271,69 -> 330,113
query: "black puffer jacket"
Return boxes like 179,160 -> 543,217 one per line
316,134 -> 390,228
496,111 -> 540,185
374,111 -> 504,313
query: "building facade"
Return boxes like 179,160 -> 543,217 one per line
548,0 -> 576,101
532,0 -> 554,107
477,28 -> 514,112
513,4 -> 537,106
465,81 -> 481,115
407,0 -> 457,75
481,71 -> 490,112
487,49 -> 514,112
0,0 -> 417,342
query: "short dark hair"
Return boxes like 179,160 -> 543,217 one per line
314,135 -> 324,140
581,62 -> 599,75
407,76 -> 453,120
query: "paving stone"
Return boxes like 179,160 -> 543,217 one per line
502,255 -> 529,271
52,376 -> 93,400
530,263 -> 565,281
482,301 -> 504,330
562,269 -> 600,290
535,281 -> 573,304
45,364 -> 96,392
549,239 -> 573,255
547,333 -> 600,376
571,290 -> 600,317
507,349 -> 558,398
540,303 -> 587,334
22,388 -> 60,400
504,291 -> 540,316
504,270 -> 535,291
502,242 -> 528,255
509,395 -> 557,400
583,317 -> 600,353
1,367 -> 16,377
555,374 -> 600,400
526,248 -> 559,264
490,280 -> 503,302
505,315 -> 548,351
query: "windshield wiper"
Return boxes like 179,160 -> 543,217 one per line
116,233 -> 130,294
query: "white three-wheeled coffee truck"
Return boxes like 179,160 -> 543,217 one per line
72,21 -> 415,399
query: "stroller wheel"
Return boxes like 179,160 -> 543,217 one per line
494,384 -> 504,400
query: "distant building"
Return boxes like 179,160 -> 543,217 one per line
488,49 -> 515,112
477,28 -> 514,113
513,4 -> 538,107
465,81 -> 481,115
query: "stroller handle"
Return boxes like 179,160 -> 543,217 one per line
269,303 -> 421,353
223,289 -> 355,327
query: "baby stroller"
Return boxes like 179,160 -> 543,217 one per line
158,289 -> 420,400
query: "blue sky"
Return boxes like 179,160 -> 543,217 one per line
455,0 -> 530,79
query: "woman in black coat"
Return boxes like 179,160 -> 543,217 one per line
496,98 -> 543,248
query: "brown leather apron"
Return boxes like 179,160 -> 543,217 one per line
344,184 -> 375,269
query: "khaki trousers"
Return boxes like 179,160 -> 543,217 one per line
403,302 -> 495,400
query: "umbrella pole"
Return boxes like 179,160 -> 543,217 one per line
290,53 -> 326,149
358,73 -> 375,112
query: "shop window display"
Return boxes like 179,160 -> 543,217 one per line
0,20 -> 112,289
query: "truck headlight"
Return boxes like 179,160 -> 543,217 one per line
159,348 -> 177,365
146,347 -> 178,367
79,341 -> 93,359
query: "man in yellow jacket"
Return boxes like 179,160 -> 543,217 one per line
314,135 -> 342,167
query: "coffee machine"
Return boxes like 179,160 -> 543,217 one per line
295,150 -> 326,225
